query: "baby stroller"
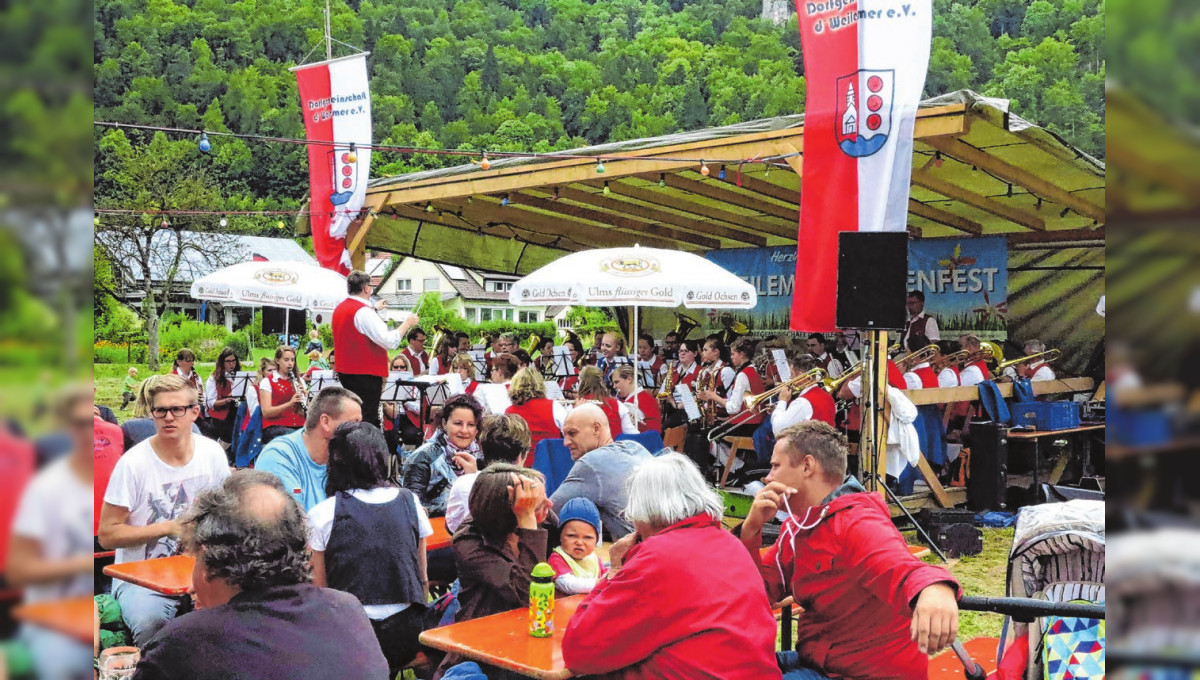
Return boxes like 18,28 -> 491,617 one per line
1106,527 -> 1200,675
942,500 -> 1106,680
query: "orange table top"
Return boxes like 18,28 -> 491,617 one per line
103,555 -> 194,596
419,595 -> 586,680
428,516 -> 452,551
1006,423 -> 1105,438
928,636 -> 999,680
13,596 -> 96,645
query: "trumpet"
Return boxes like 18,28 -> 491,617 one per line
994,348 -> 1061,373
707,368 -> 826,441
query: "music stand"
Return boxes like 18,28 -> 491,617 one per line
229,372 -> 258,401
416,374 -> 465,407
308,370 -> 342,394
551,346 -> 577,378
382,373 -> 435,428
636,361 -> 657,390
771,349 -> 792,382
468,350 -> 488,377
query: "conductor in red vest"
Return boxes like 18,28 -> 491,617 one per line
332,270 -> 419,429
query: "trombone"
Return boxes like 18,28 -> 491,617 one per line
706,368 -> 826,441
994,348 -> 1061,373
894,344 -> 942,373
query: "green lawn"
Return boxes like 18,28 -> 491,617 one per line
94,348 -> 322,412
923,527 -> 1013,641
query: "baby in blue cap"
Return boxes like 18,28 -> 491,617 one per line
547,497 -> 609,595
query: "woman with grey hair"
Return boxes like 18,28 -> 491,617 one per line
561,453 -> 780,679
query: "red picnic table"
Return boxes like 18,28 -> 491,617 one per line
419,594 -> 586,680
13,596 -> 97,645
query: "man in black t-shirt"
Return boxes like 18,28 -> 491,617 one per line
133,471 -> 389,680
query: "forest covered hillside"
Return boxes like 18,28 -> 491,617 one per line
94,0 -> 1103,223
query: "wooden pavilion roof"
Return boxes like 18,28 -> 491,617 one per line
344,90 -> 1105,274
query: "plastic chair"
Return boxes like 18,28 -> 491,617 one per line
616,431 -> 666,455
531,438 -> 575,497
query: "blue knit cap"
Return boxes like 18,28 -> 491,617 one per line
558,497 -> 602,539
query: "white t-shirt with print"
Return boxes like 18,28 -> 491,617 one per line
306,487 -> 433,620
13,458 -> 93,604
103,435 -> 231,564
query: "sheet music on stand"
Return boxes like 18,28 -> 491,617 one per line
673,384 -> 702,422
544,381 -> 565,400
636,361 -> 657,389
414,374 -> 464,406
381,372 -> 419,402
229,372 -> 258,399
468,350 -> 488,376
772,349 -> 792,382
309,370 -> 343,395
551,346 -> 576,378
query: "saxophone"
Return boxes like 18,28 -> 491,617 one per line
657,360 -> 678,400
696,363 -> 719,428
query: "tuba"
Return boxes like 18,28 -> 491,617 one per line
720,317 -> 750,347
430,324 -> 452,356
673,312 -> 702,344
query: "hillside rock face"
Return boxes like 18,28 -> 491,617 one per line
762,0 -> 790,25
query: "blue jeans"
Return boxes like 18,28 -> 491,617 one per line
777,651 -> 836,680
113,580 -> 183,647
21,624 -> 93,680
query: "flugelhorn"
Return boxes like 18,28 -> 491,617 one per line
994,348 -> 1061,373
707,368 -> 826,441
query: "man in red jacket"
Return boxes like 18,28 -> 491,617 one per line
741,421 -> 961,680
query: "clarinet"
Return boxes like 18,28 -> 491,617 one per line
292,373 -> 308,417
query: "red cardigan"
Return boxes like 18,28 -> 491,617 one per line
563,516 -> 779,680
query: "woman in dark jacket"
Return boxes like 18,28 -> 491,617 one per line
401,394 -> 484,516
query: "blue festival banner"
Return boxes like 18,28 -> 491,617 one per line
705,236 -> 1007,338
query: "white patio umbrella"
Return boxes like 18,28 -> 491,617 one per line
191,260 -> 348,344
508,245 -> 757,340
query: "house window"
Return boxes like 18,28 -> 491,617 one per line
485,280 -> 513,293
396,279 -> 412,292
519,311 -> 539,324
422,278 -> 440,291
479,307 -> 514,322
464,307 -> 477,323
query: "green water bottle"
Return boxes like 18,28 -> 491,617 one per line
529,562 -> 556,638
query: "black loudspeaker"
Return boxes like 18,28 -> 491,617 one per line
967,422 -> 1008,511
836,232 -> 909,330
261,306 -> 306,336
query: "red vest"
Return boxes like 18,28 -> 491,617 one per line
969,360 -> 992,381
507,398 -> 560,465
887,360 -> 907,389
677,363 -> 700,388
1027,362 -> 1051,378
599,398 -> 624,435
402,347 -> 430,375
913,365 -> 939,389
558,376 -> 578,395
801,387 -> 837,427
903,314 -> 931,346
624,390 -> 663,434
814,354 -> 834,372
465,380 -> 480,396
263,373 -> 305,428
733,364 -> 765,425
332,298 -> 388,377
428,355 -> 450,376
207,376 -> 234,420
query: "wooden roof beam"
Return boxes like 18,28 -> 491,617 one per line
601,181 -> 797,239
913,170 -> 1046,231
382,205 -> 582,256
505,191 -> 721,250
552,186 -> 768,247
924,137 -> 1105,222
908,200 -> 984,235
431,197 -> 687,251
711,171 -> 800,206
657,173 -> 798,222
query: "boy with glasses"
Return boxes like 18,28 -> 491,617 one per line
97,374 -> 230,647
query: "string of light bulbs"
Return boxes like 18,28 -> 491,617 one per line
93,120 -> 800,174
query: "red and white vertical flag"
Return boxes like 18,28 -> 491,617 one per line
292,53 -> 373,275
789,0 -> 931,331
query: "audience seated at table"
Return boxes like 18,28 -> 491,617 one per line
98,375 -> 230,647
307,421 -> 432,677
505,367 -> 567,465
255,386 -> 363,512
402,394 -> 484,516
133,471 -> 389,680
550,404 -> 651,540
740,421 -> 961,680
7,386 -> 96,678
436,465 -> 554,679
121,376 -> 202,452
561,453 -> 780,680
445,413 -> 533,534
